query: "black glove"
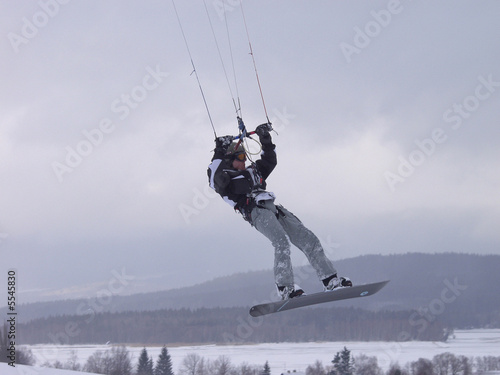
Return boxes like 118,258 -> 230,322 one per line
215,135 -> 234,153
255,122 -> 273,137
255,123 -> 273,145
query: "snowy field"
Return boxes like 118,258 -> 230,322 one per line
26,329 -> 500,374
0,363 -> 101,375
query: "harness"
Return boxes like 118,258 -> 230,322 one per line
234,164 -> 280,224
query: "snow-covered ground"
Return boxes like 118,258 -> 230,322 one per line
26,329 -> 500,374
0,363 -> 100,375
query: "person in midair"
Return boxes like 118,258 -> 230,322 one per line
207,123 -> 352,300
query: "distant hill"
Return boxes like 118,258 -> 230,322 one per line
5,253 -> 500,328
17,305 -> 448,345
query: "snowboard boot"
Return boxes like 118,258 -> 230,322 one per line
277,284 -> 305,300
323,274 -> 353,291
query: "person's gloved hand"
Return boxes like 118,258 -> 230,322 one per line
255,122 -> 273,137
255,123 -> 273,144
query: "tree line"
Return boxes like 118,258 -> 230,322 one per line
307,347 -> 500,375
37,346 -> 173,375
16,306 -> 449,345
40,346 -> 268,375
36,345 -> 500,375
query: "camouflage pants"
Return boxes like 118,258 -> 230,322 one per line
251,202 -> 336,289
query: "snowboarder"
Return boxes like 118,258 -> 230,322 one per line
207,123 -> 352,300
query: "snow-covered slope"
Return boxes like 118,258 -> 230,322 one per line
0,363 -> 100,375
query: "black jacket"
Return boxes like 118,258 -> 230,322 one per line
207,137 -> 277,219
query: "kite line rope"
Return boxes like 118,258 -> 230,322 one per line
171,0 -> 217,138
239,0 -> 270,124
172,0 -> 271,139
202,0 -> 242,119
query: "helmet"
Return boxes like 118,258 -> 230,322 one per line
226,141 -> 246,160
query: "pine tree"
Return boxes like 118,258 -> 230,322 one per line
148,357 -> 155,375
330,347 -> 354,375
262,361 -> 271,375
155,346 -> 174,375
138,347 -> 154,375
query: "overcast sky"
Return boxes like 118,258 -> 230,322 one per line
1,1 -> 499,305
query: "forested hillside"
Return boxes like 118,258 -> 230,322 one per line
5,253 -> 500,329
17,306 -> 448,345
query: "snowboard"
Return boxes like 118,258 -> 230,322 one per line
249,280 -> 389,317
